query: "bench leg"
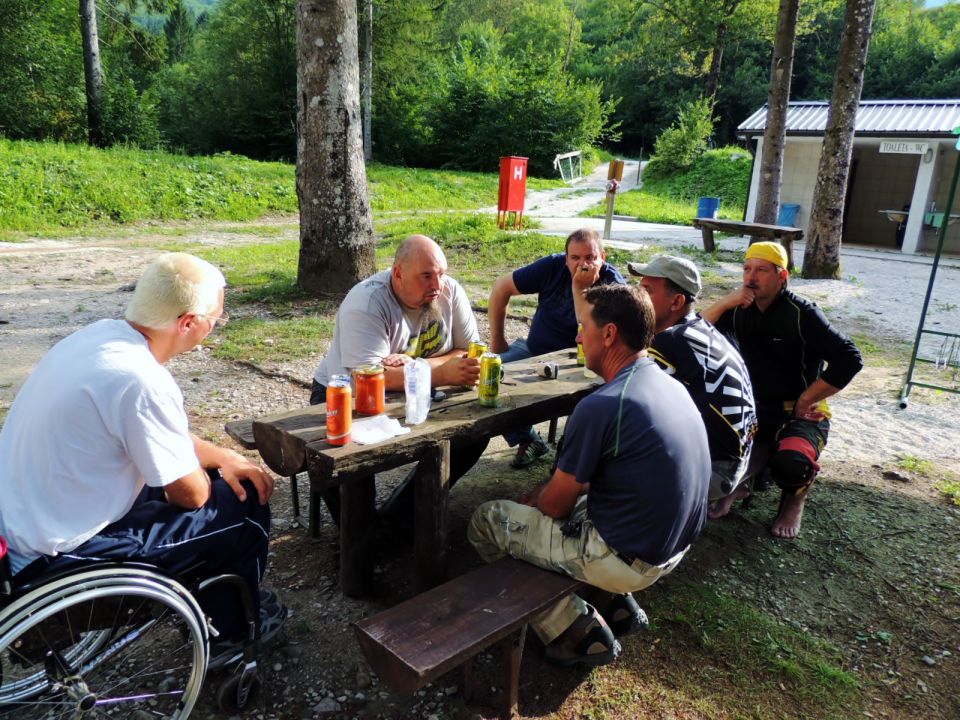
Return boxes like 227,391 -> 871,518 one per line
547,417 -> 558,445
340,475 -> 376,597
414,441 -> 451,593
309,488 -> 323,539
500,625 -> 527,720
289,474 -> 302,527
700,227 -> 715,252
782,236 -> 795,271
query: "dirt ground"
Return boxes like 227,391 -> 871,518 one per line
1,227 -> 959,720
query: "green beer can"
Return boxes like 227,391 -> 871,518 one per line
478,352 -> 502,407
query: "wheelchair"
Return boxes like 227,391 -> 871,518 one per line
0,535 -> 263,718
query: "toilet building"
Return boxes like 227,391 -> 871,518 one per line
738,99 -> 960,254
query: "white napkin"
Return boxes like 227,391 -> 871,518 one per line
350,414 -> 412,445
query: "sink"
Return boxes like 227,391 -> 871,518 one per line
924,212 -> 960,228
879,209 -> 908,223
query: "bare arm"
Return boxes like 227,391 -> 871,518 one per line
571,261 -> 600,324
488,273 -> 520,354
794,378 -> 842,421
382,349 -> 481,390
163,467 -> 211,510
191,434 -> 275,504
536,467 -> 585,519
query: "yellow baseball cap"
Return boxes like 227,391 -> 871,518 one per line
745,241 -> 789,269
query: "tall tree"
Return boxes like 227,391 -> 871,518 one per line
802,0 -> 876,279
753,0 -> 800,225
79,0 -> 106,146
296,0 -> 376,295
165,0 -> 196,64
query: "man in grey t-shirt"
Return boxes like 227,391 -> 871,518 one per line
310,235 -> 486,528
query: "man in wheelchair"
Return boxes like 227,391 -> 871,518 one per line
0,252 -> 287,664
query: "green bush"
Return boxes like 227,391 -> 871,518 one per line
426,21 -> 615,176
645,98 -> 716,178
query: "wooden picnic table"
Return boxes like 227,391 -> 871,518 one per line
247,349 -> 599,598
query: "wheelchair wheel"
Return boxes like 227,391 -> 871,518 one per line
0,566 -> 208,718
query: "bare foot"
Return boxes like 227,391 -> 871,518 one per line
770,492 -> 806,539
707,485 -> 751,519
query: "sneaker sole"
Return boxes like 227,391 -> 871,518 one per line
546,638 -> 622,668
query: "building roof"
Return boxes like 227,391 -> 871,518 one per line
738,99 -> 960,137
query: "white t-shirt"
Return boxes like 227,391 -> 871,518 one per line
314,270 -> 479,386
0,319 -> 199,573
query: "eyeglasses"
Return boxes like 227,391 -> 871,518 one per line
198,311 -> 230,328
180,311 -> 230,329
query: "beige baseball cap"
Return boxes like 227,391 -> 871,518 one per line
627,255 -> 702,295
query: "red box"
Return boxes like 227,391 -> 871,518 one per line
497,156 -> 527,228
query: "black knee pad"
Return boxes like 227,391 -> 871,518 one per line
768,449 -> 817,493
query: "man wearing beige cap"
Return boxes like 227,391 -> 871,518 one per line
627,255 -> 757,512
701,242 -> 862,539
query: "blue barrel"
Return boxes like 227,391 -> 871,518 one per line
697,196 -> 721,219
778,203 -> 800,226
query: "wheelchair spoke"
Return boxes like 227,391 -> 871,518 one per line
0,573 -> 207,720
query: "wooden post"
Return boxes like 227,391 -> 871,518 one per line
340,475 -> 376,597
500,626 -> 527,720
700,226 -> 716,252
414,441 -> 451,593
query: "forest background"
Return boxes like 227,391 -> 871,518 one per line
4,0 -> 960,176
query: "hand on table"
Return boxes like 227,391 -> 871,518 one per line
382,353 -> 412,367
439,353 -> 481,386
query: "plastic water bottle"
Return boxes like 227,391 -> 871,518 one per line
404,358 -> 431,425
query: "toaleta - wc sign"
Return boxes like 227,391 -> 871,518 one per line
879,141 -> 929,155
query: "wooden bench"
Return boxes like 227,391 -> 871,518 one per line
353,557 -> 581,719
692,217 -> 803,268
225,418 -> 322,537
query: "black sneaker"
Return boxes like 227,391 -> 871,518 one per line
511,432 -> 550,469
543,604 -> 621,668
208,600 -> 290,669
599,593 -> 649,638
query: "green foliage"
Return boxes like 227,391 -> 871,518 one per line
0,140 -> 564,236
645,98 -> 717,178
156,0 -> 297,159
583,146 -> 751,224
0,139 -> 297,234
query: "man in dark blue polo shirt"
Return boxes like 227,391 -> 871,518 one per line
470,284 -> 710,668
487,228 -> 625,467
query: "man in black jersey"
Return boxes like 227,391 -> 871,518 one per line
701,242 -> 862,539
627,255 -> 757,512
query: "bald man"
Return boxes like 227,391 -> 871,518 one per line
311,235 -> 487,526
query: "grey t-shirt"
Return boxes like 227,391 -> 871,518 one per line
314,269 -> 479,386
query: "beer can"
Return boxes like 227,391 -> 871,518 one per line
353,364 -> 385,415
478,352 -> 502,408
326,374 -> 352,446
576,322 -> 586,366
467,341 -> 488,359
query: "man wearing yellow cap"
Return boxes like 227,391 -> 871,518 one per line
701,242 -> 862,538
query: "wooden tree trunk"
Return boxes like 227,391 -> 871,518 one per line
704,20 -> 727,105
296,0 -> 376,296
362,0 -> 373,162
79,0 -> 106,147
753,0 -> 800,226
802,0 -> 877,279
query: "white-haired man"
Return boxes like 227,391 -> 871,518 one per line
0,253 -> 285,659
